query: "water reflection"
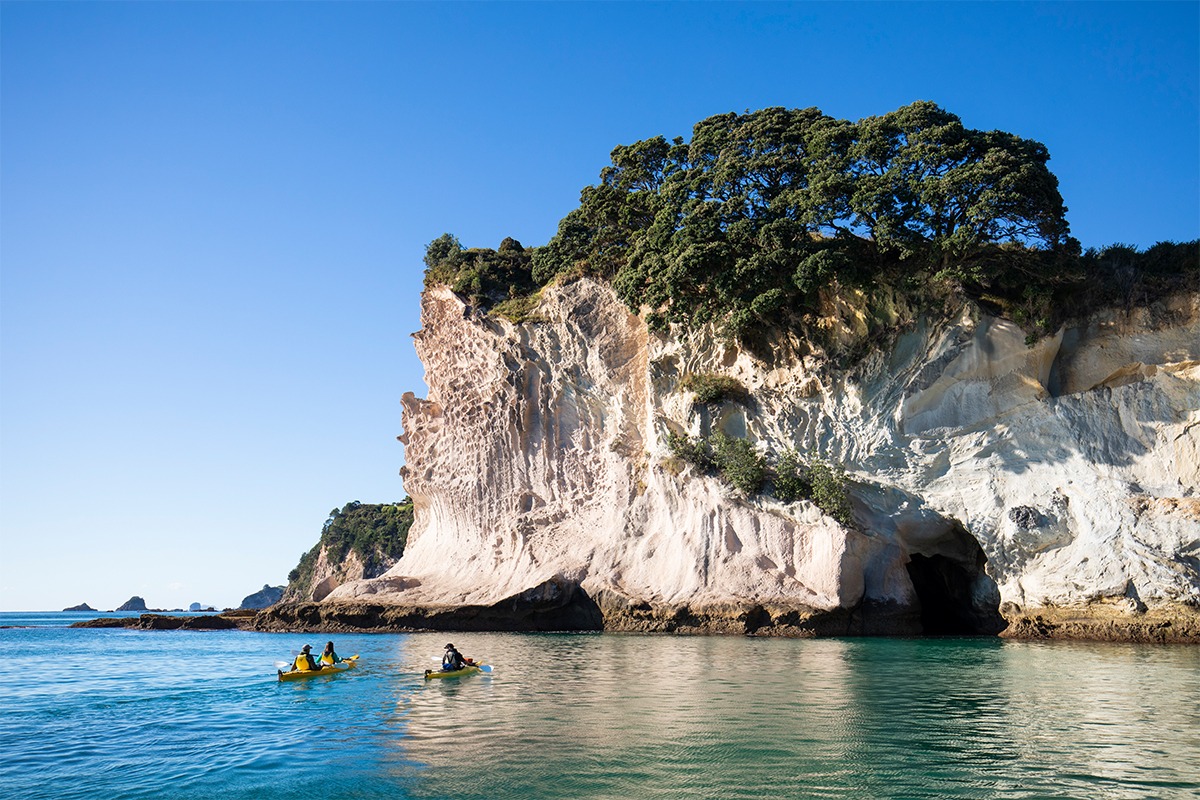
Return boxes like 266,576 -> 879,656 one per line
383,633 -> 1200,800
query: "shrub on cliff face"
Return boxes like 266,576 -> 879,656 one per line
807,460 -> 853,527
680,373 -> 750,405
666,431 -> 766,496
666,430 -> 715,470
710,433 -> 766,495
772,450 -> 810,503
770,450 -> 854,526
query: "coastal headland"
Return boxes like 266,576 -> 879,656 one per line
123,105 -> 1199,645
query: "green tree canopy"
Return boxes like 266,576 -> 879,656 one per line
422,102 -> 1195,342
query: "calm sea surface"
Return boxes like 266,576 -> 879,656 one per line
2,611 -> 1198,799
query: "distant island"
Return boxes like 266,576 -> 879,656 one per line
62,602 -> 96,612
116,596 -> 149,612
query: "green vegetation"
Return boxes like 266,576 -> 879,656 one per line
680,373 -> 750,405
286,500 -> 414,595
710,433 -> 767,495
667,432 -> 852,524
490,290 -> 545,324
423,103 -> 1197,350
772,450 -> 809,503
668,431 -> 765,495
424,234 -> 537,309
806,460 -> 854,527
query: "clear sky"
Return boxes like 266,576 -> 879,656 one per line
2,2 -> 1197,612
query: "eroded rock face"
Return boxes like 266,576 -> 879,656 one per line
328,280 -> 1200,639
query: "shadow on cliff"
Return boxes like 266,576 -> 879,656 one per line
254,577 -> 604,633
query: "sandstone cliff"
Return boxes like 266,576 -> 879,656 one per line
320,280 -> 1199,640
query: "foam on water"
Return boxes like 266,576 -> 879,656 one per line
2,613 -> 1198,799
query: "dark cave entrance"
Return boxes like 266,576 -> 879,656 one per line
905,529 -> 1006,636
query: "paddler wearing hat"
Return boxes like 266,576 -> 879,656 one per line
291,644 -> 319,672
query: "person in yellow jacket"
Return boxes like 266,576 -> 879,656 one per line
291,644 -> 318,672
318,641 -> 342,666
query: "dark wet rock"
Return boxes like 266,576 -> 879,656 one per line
252,578 -> 604,633
116,596 -> 149,612
252,579 -> 928,637
70,613 -> 246,630
62,603 -> 96,612
1008,505 -> 1047,530
1000,603 -> 1200,643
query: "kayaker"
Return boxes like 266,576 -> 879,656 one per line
442,643 -> 469,671
318,641 -> 341,666
291,644 -> 318,672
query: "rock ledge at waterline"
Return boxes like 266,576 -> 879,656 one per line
264,280 -> 1199,641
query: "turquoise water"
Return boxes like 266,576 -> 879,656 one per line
2,612 -> 1198,799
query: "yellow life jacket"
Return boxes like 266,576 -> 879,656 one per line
319,652 -> 337,665
293,654 -> 315,671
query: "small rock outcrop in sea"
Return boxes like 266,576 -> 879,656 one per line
62,603 -> 96,612
238,584 -> 284,610
299,278 -> 1200,642
116,596 -> 148,612
70,613 -> 246,630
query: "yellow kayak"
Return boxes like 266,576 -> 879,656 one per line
278,656 -> 359,682
424,665 -> 483,680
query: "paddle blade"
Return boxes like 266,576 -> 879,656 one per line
478,664 -> 493,673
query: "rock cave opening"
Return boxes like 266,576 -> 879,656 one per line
905,529 -> 1006,636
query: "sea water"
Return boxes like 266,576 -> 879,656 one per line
1,612 -> 1198,800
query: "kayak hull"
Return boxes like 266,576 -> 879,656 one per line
425,665 -> 481,680
278,658 -> 359,682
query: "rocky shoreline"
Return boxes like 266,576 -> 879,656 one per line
70,610 -> 258,631
69,594 -> 1200,642
72,599 -> 1200,642
243,596 -> 1199,643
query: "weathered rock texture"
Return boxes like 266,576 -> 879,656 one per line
314,280 -> 1199,640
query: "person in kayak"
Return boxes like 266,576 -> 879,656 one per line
318,641 -> 342,666
291,644 -> 319,672
442,643 -> 472,671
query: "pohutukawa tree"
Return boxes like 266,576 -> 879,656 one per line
425,102 -> 1195,339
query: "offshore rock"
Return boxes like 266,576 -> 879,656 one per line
70,613 -> 243,630
62,603 -> 96,612
328,281 -> 1199,640
116,596 -> 148,612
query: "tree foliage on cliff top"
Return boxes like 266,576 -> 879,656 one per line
424,102 -> 1197,341
285,500 -> 414,597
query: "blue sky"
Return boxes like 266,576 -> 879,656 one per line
2,2 -> 1196,611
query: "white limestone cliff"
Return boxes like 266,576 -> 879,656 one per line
328,279 -> 1200,638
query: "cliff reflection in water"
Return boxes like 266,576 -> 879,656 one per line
383,633 -> 1200,799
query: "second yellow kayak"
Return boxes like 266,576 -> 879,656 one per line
424,665 -> 482,680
